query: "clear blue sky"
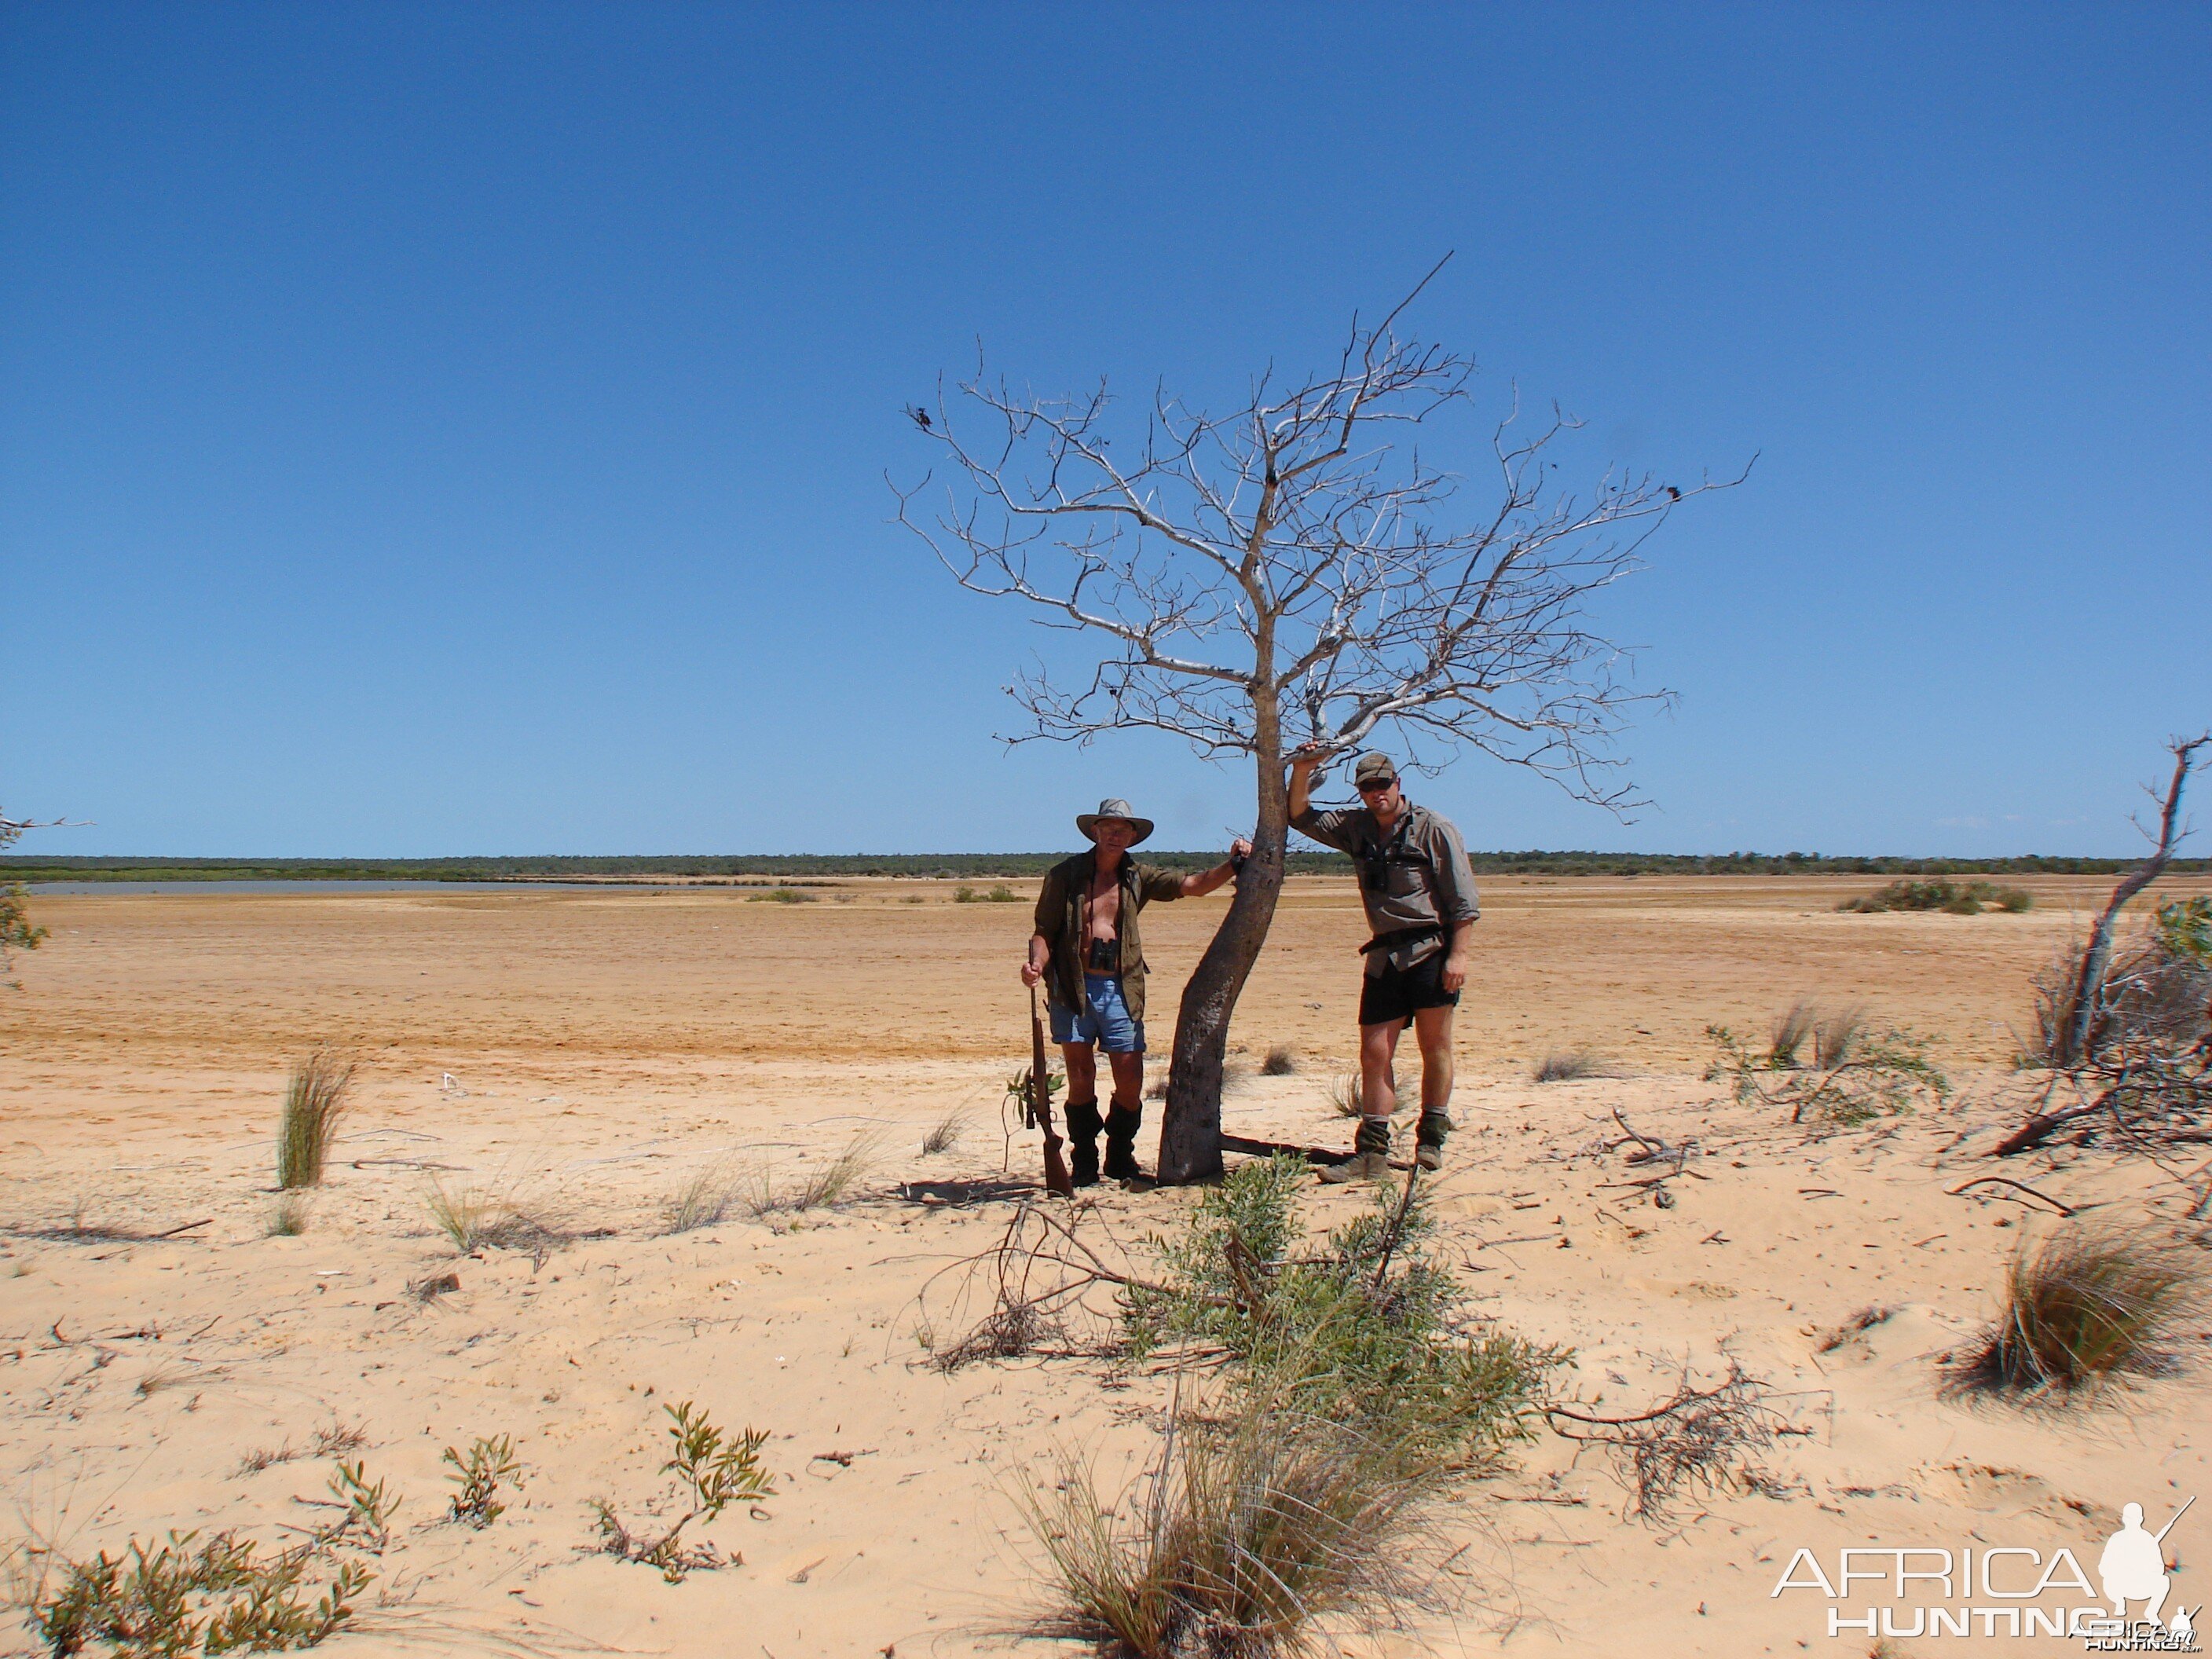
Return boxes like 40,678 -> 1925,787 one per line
4,2 -> 2205,859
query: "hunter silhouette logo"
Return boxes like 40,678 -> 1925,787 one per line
1769,1494 -> 2199,1649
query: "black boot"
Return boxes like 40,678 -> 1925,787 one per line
1103,1103 -> 1144,1181
1064,1101 -> 1102,1188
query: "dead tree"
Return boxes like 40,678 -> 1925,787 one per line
2056,734 -> 2210,1068
897,263 -> 1742,1181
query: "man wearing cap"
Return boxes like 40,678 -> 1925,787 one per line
1021,800 -> 1251,1185
1287,746 -> 1480,1181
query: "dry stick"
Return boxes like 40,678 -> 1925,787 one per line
2060,734 -> 2210,1068
1944,1176 -> 2078,1216
1372,1156 -> 1424,1287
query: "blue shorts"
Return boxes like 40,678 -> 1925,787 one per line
1049,975 -> 1145,1054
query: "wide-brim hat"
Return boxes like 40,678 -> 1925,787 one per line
1075,797 -> 1155,845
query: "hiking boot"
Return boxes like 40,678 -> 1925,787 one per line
1415,1110 -> 1452,1172
1320,1117 -> 1392,1184
1102,1104 -> 1144,1181
1064,1100 -> 1102,1188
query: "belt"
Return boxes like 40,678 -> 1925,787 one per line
1358,923 -> 1444,956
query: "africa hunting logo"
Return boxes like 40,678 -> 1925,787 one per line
1770,1496 -> 2197,1650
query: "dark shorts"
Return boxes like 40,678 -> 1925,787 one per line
1358,951 -> 1460,1028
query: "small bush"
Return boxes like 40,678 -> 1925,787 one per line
1533,1049 -> 1610,1084
1031,1159 -> 1563,1655
266,1195 -> 309,1238
1838,878 -> 2031,915
1260,1044 -> 1298,1076
1706,1023 -> 1950,1125
276,1051 -> 356,1190
443,1434 -> 519,1528
591,1401 -> 774,1581
921,1111 -> 967,1155
1952,1226 -> 2203,1397
745,887 -> 816,904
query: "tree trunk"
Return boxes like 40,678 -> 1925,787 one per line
1156,745 -> 1291,1184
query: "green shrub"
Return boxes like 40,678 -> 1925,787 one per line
1839,878 -> 2031,915
591,1402 -> 774,1581
745,887 -> 816,904
1706,1023 -> 1950,1125
443,1435 -> 519,1528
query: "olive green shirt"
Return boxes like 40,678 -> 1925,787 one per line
1032,851 -> 1187,1020
1289,799 -> 1480,975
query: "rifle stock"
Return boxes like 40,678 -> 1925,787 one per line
1031,987 -> 1074,1197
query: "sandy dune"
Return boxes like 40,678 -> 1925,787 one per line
2,873 -> 2207,1657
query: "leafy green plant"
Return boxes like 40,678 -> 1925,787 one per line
442,1435 -> 518,1528
1706,1022 -> 1950,1125
28,1461 -> 394,1657
2155,896 -> 2212,965
276,1051 -> 356,1190
590,1401 -> 774,1581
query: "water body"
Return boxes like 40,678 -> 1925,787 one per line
24,880 -> 689,895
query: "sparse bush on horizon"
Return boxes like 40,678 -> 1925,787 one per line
1838,878 -> 2032,915
1951,1225 -> 2203,1397
276,1050 -> 357,1190
954,883 -> 1021,903
745,887 -> 816,904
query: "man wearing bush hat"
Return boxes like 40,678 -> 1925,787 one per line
1287,746 -> 1480,1181
1021,799 -> 1251,1185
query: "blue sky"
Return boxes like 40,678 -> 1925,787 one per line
3,2 -> 2205,858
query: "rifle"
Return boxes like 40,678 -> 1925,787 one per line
1030,986 -> 1074,1197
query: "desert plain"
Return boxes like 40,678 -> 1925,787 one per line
2,870 -> 2209,1657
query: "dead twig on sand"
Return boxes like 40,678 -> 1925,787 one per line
1545,1362 -> 1802,1520
1946,1176 -> 2078,1217
914,1201 -> 1201,1372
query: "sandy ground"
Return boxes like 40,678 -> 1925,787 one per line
2,873 -> 2209,1657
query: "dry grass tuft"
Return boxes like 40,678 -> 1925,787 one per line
1767,1002 -> 1817,1068
1813,1304 -> 1895,1353
1022,1397 -> 1447,1659
1325,1071 -> 1401,1118
921,1111 -> 969,1155
1951,1225 -> 2203,1397
266,1194 -> 310,1237
423,1177 -> 575,1259
1812,1006 -> 1866,1071
1261,1045 -> 1298,1076
744,1133 -> 881,1218
1533,1050 -> 1613,1084
661,1161 -> 738,1234
276,1049 -> 356,1190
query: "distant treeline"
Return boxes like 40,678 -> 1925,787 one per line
9,851 -> 2207,882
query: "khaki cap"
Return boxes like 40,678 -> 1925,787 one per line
1353,753 -> 1398,786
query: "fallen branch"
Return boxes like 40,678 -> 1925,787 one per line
1945,1176 -> 2077,1217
